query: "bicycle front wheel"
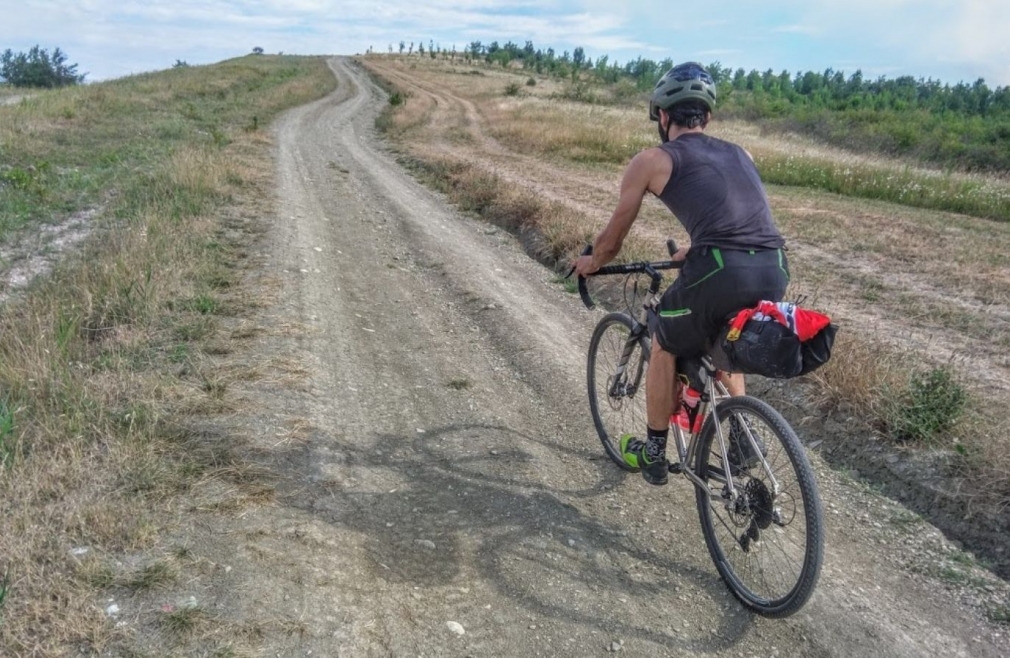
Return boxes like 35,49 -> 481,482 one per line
587,313 -> 650,470
694,395 -> 823,617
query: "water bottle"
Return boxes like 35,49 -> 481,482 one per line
673,386 -> 702,433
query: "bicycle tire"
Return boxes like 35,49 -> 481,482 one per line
587,313 -> 650,471
694,395 -> 823,617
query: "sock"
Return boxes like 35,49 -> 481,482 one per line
645,427 -> 668,461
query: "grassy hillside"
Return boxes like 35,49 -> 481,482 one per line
0,55 -> 334,655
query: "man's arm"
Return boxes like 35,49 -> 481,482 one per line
574,149 -> 662,276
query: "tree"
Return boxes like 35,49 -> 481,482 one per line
418,41 -> 425,55
399,41 -> 405,55
173,59 -> 189,68
252,46 -> 264,55
572,47 -> 585,69
0,45 -> 85,88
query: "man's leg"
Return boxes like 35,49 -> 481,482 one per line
647,338 -> 677,431
720,371 -> 745,396
621,333 -> 677,485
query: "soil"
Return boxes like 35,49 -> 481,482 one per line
120,58 -> 1010,657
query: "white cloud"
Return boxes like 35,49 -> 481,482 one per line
793,0 -> 1010,83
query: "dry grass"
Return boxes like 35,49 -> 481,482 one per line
362,54 -> 1010,513
0,56 -> 335,655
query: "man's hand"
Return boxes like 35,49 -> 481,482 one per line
671,246 -> 689,262
573,254 -> 598,278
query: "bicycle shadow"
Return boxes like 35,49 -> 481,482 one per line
272,421 -> 754,652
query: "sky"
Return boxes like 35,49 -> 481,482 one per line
2,0 -> 1009,87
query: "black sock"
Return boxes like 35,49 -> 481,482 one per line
645,427 -> 668,460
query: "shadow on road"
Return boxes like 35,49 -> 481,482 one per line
271,421 -> 754,652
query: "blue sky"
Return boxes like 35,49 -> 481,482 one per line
2,1 -> 1008,86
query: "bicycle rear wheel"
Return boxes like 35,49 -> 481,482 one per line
587,313 -> 650,470
694,395 -> 823,617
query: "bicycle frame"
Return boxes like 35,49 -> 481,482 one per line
583,252 -> 780,507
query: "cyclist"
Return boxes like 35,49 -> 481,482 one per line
573,62 -> 789,486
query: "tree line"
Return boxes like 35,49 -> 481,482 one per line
0,45 -> 85,88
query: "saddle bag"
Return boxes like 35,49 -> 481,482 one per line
717,302 -> 838,379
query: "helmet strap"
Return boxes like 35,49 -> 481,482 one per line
658,112 -> 671,144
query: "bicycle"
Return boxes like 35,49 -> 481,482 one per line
576,241 -> 824,618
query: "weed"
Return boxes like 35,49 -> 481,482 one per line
175,317 -> 214,342
210,128 -> 231,148
987,603 -> 1010,625
886,367 -> 966,443
203,375 -> 228,399
162,605 -> 210,634
553,275 -> 578,295
76,560 -> 116,588
0,571 -> 9,622
126,560 -> 176,591
447,378 -> 471,390
389,91 -> 407,106
190,294 -> 220,315
0,398 -> 15,468
169,343 -> 190,363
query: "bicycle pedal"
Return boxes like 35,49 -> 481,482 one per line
667,462 -> 683,475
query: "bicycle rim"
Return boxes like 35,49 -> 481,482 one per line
694,396 -> 823,617
587,313 -> 649,470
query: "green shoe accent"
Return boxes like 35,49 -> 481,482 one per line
619,433 -> 641,469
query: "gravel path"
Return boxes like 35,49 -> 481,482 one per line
185,57 -> 1008,657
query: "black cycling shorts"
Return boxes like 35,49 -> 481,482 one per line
648,247 -> 790,357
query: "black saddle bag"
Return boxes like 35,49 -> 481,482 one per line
716,320 -> 838,379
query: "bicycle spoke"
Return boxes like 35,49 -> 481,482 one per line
588,314 -> 650,469
695,396 -> 822,616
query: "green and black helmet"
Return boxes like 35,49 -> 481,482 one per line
649,62 -> 717,121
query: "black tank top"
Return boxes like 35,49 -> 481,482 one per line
657,133 -> 784,250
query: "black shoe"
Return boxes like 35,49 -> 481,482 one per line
728,415 -> 766,475
620,434 -> 668,485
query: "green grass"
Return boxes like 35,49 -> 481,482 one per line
0,572 -> 9,623
0,397 -> 14,468
0,55 -> 333,240
756,153 -> 1010,222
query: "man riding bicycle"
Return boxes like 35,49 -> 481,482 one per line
573,62 -> 789,486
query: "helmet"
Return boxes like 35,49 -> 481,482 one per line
649,62 -> 717,121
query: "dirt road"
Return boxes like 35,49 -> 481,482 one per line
186,57 -> 1008,657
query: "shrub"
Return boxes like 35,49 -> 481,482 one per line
526,77 -> 536,87
389,91 -> 407,106
887,367 -> 967,443
504,81 -> 522,97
